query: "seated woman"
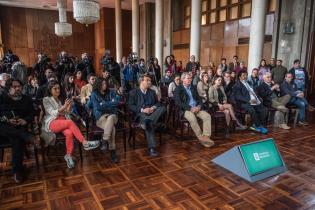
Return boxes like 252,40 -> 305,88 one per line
87,77 -> 120,163
208,76 -> 247,136
168,74 -> 180,98
197,72 -> 210,104
73,69 -> 86,90
23,75 -> 39,99
42,80 -> 99,169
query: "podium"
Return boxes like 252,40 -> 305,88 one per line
212,138 -> 287,183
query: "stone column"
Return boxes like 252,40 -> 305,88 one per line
132,0 -> 140,56
115,0 -> 123,62
155,0 -> 163,68
248,0 -> 267,75
189,0 -> 201,61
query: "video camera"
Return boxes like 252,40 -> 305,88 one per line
127,52 -> 138,65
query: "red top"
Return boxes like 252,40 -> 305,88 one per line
74,78 -> 87,90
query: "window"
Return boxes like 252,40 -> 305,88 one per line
269,0 -> 276,12
210,12 -> 216,23
220,0 -> 227,7
202,0 -> 207,12
202,14 -> 207,25
185,6 -> 190,17
241,2 -> 251,17
210,0 -> 216,10
184,18 -> 190,28
219,9 -> 226,22
230,6 -> 238,19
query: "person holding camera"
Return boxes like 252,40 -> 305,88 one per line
147,57 -> 161,86
76,53 -> 95,81
56,51 -> 75,82
0,78 -> 34,183
42,80 -> 100,169
123,54 -> 139,93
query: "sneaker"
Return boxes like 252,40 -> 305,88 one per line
198,136 -> 215,148
83,140 -> 100,150
249,125 -> 261,133
298,121 -> 309,126
110,150 -> 119,163
279,124 -> 291,130
259,126 -> 268,134
148,148 -> 159,157
235,124 -> 247,131
64,154 -> 75,169
100,140 -> 108,151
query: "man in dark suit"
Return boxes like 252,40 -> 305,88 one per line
128,74 -> 166,156
232,71 -> 268,134
174,72 -> 214,147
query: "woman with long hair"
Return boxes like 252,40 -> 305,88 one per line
208,76 -> 246,136
73,69 -> 87,90
258,59 -> 270,81
197,72 -> 210,104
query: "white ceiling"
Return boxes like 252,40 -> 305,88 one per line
0,0 -> 155,10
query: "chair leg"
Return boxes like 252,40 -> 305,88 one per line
128,127 -> 132,147
293,109 -> 299,128
79,144 -> 83,163
123,130 -> 126,153
34,146 -> 39,171
0,148 -> 4,162
132,129 -> 136,149
159,131 -> 162,145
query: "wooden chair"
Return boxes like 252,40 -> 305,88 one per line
127,109 -> 163,149
85,107 -> 127,153
286,104 -> 300,128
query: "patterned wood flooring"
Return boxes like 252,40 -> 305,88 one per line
1,113 -> 315,210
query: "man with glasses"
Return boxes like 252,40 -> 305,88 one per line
0,78 -> 34,183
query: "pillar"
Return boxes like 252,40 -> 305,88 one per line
132,0 -> 140,56
115,0 -> 123,62
155,0 -> 163,68
189,0 -> 201,61
248,0 -> 267,75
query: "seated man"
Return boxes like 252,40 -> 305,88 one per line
160,70 -> 173,86
247,68 -> 261,89
256,72 -> 291,129
128,74 -> 166,157
232,71 -> 268,134
80,73 -> 96,104
0,78 -> 34,183
174,72 -> 214,147
222,71 -> 235,103
280,72 -> 314,126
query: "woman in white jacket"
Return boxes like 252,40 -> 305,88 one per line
42,80 -> 99,168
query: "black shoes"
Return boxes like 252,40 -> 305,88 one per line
148,148 -> 159,157
110,150 -> 119,163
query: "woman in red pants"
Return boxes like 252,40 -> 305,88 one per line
42,80 -> 99,168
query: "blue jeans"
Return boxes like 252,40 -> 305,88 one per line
289,97 -> 308,121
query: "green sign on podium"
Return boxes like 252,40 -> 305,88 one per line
212,138 -> 287,182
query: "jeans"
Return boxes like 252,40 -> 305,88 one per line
139,106 -> 166,148
241,103 -> 268,127
289,97 -> 308,121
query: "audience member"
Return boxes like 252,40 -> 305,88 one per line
80,73 -> 96,104
218,58 -> 229,73
174,72 -> 214,147
288,59 -> 309,92
271,59 -> 287,84
197,72 -> 210,104
258,59 -> 270,81
186,55 -> 200,75
87,77 -> 120,163
248,68 -> 261,89
0,78 -> 34,183
42,80 -> 99,168
228,55 -> 240,72
232,71 -> 268,134
128,74 -> 166,156
73,69 -> 86,90
0,73 -> 10,95
160,70 -> 173,86
234,61 -> 247,75
168,74 -> 181,98
256,72 -> 291,129
222,71 -> 235,103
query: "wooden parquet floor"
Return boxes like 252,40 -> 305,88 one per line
1,113 -> 315,210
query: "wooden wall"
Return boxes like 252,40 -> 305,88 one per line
0,6 -> 95,67
173,14 -> 274,67
0,6 -> 132,75
94,7 -> 132,73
